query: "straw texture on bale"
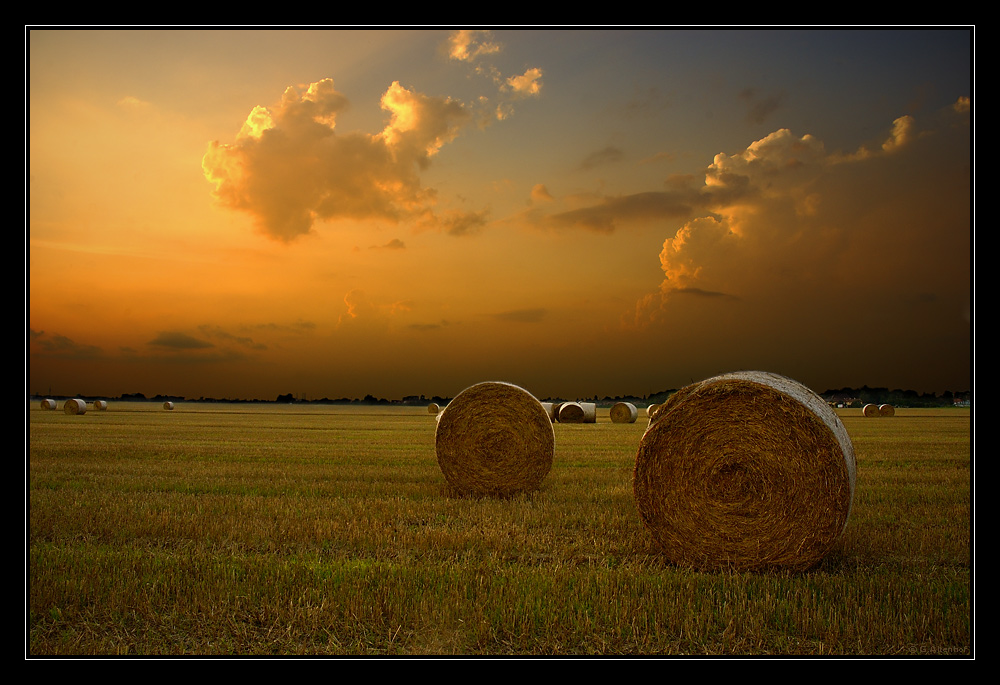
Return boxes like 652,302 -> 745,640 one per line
862,403 -> 880,417
434,381 -> 554,497
878,404 -> 895,417
63,398 -> 87,415
163,401 -> 175,410
40,399 -> 57,410
557,401 -> 597,423
94,400 -> 108,411
610,401 -> 639,423
634,371 -> 856,572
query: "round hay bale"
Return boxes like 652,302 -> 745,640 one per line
540,402 -> 558,422
63,398 -> 87,415
646,403 -> 659,418
634,371 -> 856,572
427,402 -> 440,414
550,402 -> 565,422
878,404 -> 895,417
862,403 -> 880,417
610,401 -> 638,423
163,401 -> 175,410
94,400 -> 108,411
435,381 -> 554,497
40,399 -> 57,410
557,401 -> 597,423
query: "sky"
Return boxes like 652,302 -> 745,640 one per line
27,28 -> 973,402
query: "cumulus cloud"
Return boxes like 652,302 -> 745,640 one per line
505,67 -> 543,98
626,103 -> 971,331
203,33 -> 542,244
203,77 -> 477,242
446,30 -> 502,63
444,29 -> 543,120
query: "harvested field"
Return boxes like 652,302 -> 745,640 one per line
28,401 -> 971,656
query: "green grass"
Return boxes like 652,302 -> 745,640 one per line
27,403 -> 971,656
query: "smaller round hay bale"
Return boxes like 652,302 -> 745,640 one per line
40,399 -> 57,410
558,401 -> 597,423
550,402 -> 565,422
878,404 -> 895,417
427,402 -> 440,414
610,401 -> 638,423
646,403 -> 659,418
862,403 -> 880,417
163,401 -> 175,410
94,400 -> 108,411
540,402 -> 558,422
63,398 -> 87,415
434,381 -> 554,497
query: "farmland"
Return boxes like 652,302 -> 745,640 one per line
27,402 -> 972,656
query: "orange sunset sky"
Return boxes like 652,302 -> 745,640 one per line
27,28 -> 973,402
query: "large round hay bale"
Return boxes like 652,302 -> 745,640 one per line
427,402 -> 440,414
94,400 -> 108,411
634,371 -> 856,572
63,398 -> 87,415
862,403 -> 879,417
434,381 -> 554,497
40,399 -> 57,410
610,401 -> 638,423
163,401 -> 175,410
878,404 -> 895,417
557,401 -> 597,423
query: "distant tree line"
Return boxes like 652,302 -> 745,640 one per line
29,386 -> 971,408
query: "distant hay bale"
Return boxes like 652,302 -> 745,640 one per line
610,401 -> 639,423
862,403 -> 880,417
163,401 -> 175,410
646,403 -> 659,418
540,402 -> 558,422
557,401 -> 597,423
634,371 -> 856,572
550,402 -> 565,422
878,404 -> 895,417
94,400 -> 108,411
427,403 -> 440,414
434,381 -> 554,497
40,399 -> 57,410
63,398 -> 87,415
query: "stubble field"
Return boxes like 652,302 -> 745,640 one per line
27,402 -> 972,656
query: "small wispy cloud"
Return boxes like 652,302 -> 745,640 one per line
148,331 -> 214,350
579,146 -> 624,171
494,308 -> 547,323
